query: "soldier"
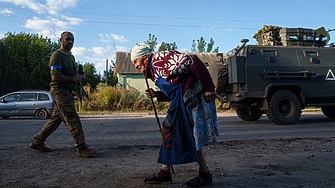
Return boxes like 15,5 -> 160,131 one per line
29,31 -> 96,158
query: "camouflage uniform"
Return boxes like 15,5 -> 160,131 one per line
34,86 -> 85,146
31,49 -> 94,156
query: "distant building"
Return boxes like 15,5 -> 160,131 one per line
114,51 -> 223,94
114,51 -> 152,93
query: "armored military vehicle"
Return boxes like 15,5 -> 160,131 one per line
216,26 -> 335,125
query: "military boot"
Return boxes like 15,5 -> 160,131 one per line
75,143 -> 96,158
29,138 -> 51,152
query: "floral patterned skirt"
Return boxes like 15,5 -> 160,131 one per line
185,91 -> 219,150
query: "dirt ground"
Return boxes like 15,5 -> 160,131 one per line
1,136 -> 334,188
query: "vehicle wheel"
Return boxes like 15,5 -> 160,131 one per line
266,90 -> 302,125
1,116 -> 10,119
321,106 -> 335,118
36,109 -> 48,119
236,107 -> 262,121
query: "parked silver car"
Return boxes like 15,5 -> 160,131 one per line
0,90 -> 54,119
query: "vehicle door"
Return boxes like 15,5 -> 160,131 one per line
37,92 -> 54,110
18,93 -> 38,116
0,93 -> 21,116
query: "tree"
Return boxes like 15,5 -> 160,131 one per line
191,40 -> 196,52
207,38 -> 214,52
79,62 -> 100,89
212,47 -> 219,53
145,33 -> 178,51
0,32 -> 107,97
207,38 -> 219,53
191,37 -> 219,53
146,34 -> 157,50
158,42 -> 178,51
197,37 -> 206,52
0,32 -> 59,95
0,39 -> 6,94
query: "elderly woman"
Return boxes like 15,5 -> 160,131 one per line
130,43 -> 219,187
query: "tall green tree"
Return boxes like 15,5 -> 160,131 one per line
0,32 -> 59,95
158,42 -> 178,51
197,37 -> 206,52
191,40 -> 196,52
0,39 -> 6,94
78,62 -> 100,89
146,34 -> 157,50
191,37 -> 219,53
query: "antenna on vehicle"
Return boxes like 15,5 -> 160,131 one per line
234,39 -> 249,55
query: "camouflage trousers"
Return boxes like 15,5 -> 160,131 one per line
34,87 -> 85,147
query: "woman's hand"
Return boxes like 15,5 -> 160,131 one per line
145,88 -> 157,98
204,90 -> 217,103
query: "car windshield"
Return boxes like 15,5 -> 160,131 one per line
3,93 -> 21,102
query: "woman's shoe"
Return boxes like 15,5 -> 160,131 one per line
185,171 -> 212,187
143,169 -> 172,184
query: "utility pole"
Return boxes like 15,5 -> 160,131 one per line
106,59 -> 108,85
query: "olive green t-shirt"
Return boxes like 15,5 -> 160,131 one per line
49,50 -> 76,89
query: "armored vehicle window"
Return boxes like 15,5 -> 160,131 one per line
303,35 -> 314,41
288,35 -> 299,40
315,36 -> 328,42
261,50 -> 277,57
304,51 -> 319,57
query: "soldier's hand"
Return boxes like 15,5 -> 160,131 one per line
73,74 -> 84,82
145,88 -> 157,98
80,73 -> 85,79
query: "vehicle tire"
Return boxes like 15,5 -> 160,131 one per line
1,116 -> 10,119
266,90 -> 302,125
321,106 -> 335,118
36,109 -> 48,119
236,107 -> 262,121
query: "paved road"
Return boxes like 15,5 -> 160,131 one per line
1,112 -> 334,146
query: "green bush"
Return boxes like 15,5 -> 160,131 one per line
75,84 -> 230,114
76,84 -> 170,113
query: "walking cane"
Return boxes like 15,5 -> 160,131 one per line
144,76 -> 175,174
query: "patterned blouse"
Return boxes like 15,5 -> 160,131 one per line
147,50 -> 215,94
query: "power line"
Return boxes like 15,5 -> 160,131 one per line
0,14 -> 257,30
2,13 -> 334,31
68,11 -> 335,24
1,5 -> 335,24
81,20 -> 259,30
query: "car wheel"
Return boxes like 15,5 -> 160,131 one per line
36,109 -> 48,119
321,106 -> 335,118
236,107 -> 262,121
266,90 -> 302,125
